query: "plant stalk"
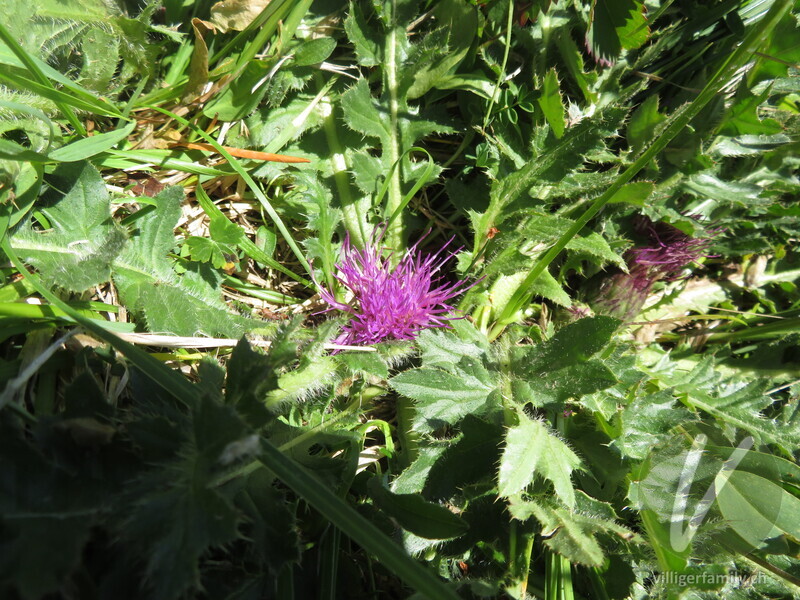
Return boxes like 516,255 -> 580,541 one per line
316,73 -> 369,251
384,0 -> 406,254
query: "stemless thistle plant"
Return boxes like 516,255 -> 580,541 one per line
591,218 -> 721,320
318,230 -> 474,347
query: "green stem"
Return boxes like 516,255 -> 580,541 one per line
315,73 -> 369,251
638,508 -> 689,573
490,0 -> 793,338
395,395 -> 419,471
586,566 -> 610,600
317,526 -> 341,600
506,520 -> 535,599
559,555 -> 575,600
483,0 -> 515,132
545,549 -> 559,600
441,130 -> 476,170
384,0 -> 405,254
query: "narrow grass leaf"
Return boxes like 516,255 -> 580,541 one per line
49,121 -> 135,162
258,437 -> 461,600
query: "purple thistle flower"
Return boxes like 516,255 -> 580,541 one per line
627,218 -> 721,281
317,229 -> 474,347
590,218 -> 721,321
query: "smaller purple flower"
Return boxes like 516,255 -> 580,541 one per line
590,218 -> 721,320
317,229 -> 474,347
627,218 -> 721,281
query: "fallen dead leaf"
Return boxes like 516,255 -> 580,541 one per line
210,0 -> 269,33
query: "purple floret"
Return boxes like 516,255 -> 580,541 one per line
318,230 -> 474,347
591,218 -> 721,321
628,219 -> 721,281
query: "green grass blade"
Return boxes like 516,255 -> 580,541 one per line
209,0 -> 297,65
97,149 -> 233,177
383,147 -> 436,234
195,184 -> 312,286
0,35 -> 122,116
148,105 -> 313,279
0,69 -> 123,118
258,436 -> 461,600
49,121 -> 136,162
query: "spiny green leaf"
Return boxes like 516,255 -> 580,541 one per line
113,187 -> 255,337
0,0 -> 156,95
487,269 -> 572,310
683,172 -> 769,207
509,491 -> 638,566
538,68 -> 566,139
627,95 -> 665,156
477,106 -> 627,242
341,78 -> 389,142
612,391 -> 694,460
508,317 -> 619,405
511,316 -> 620,376
390,358 -> 497,432
416,322 -> 488,370
368,478 -> 468,540
0,416 -> 103,600
115,186 -> 182,279
424,415 -> 504,500
710,134 -> 792,157
498,412 -> 582,506
235,469 -> 301,571
586,0 -> 649,65
392,446 -> 447,494
336,351 -> 390,379
121,393 -> 246,600
514,360 -> 618,407
349,151 -> 385,195
645,355 -> 799,448
264,355 -> 337,409
225,338 -> 279,428
344,1 -> 382,66
11,161 -> 127,292
719,85 -> 784,136
607,181 -> 655,205
403,0 -> 477,100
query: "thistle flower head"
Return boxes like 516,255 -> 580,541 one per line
318,229 -> 473,347
590,218 -> 721,320
628,218 -> 721,281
